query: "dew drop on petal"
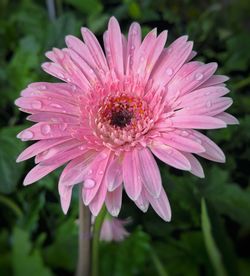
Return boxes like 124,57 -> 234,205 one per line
38,85 -> 46,90
41,124 -> 51,135
166,68 -> 173,76
195,72 -> 204,81
31,100 -> 42,109
20,130 -> 34,141
181,130 -> 189,136
206,101 -> 212,108
98,170 -> 104,175
50,103 -> 62,109
88,170 -> 93,174
84,179 -> 95,188
78,145 -> 85,150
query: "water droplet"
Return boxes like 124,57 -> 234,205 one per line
41,124 -> 51,135
98,170 -> 104,175
166,68 -> 173,76
38,85 -> 46,90
195,72 -> 203,81
88,170 -> 93,175
181,130 -> 189,136
31,100 -> 42,109
130,45 -> 135,50
79,145 -> 85,150
84,179 -> 95,188
206,101 -> 212,108
19,130 -> 34,141
50,103 -> 62,109
89,69 -> 94,74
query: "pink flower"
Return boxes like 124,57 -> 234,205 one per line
16,17 -> 238,221
99,217 -> 130,242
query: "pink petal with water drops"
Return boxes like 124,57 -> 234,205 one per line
150,143 -> 191,170
182,152 -> 205,178
134,188 -> 149,213
123,150 -> 142,200
146,188 -> 171,222
105,157 -> 123,192
137,148 -> 162,198
105,185 -> 123,217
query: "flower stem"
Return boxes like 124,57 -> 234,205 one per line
76,187 -> 91,276
91,206 -> 107,276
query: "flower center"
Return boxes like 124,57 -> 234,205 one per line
92,94 -> 154,149
110,109 -> 132,128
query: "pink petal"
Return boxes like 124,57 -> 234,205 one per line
151,36 -> 193,87
16,137 -> 71,162
176,97 -> 233,117
159,132 -> 205,153
191,131 -> 225,162
123,150 -> 142,200
82,150 -> 111,205
105,157 -> 123,192
23,146 -> 86,185
59,184 -> 73,214
27,112 -> 79,124
126,22 -> 141,74
175,86 -> 230,109
65,35 -> 97,70
137,148 -> 162,198
105,16 -> 124,77
15,96 -> 79,116
88,181 -> 108,216
170,115 -> 226,129
134,189 -> 149,212
58,150 -> 97,187
150,143 -> 191,170
35,139 -> 82,163
17,123 -> 73,141
199,75 -> 229,89
168,62 -> 218,98
81,27 -> 109,73
182,152 -> 204,178
215,112 -> 239,125
105,185 -> 123,216
146,188 -> 171,222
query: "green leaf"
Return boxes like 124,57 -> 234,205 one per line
12,227 -> 52,276
0,126 -> 26,194
64,0 -> 103,15
201,198 -> 227,276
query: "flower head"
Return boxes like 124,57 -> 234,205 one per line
16,17 -> 238,221
99,217 -> 130,242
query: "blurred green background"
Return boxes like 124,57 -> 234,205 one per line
0,0 -> 249,275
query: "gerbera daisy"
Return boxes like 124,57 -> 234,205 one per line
16,17 -> 238,221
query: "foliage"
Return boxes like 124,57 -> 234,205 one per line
0,0 -> 249,275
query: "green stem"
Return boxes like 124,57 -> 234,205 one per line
76,188 -> 91,276
151,250 -> 169,276
91,206 -> 107,276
